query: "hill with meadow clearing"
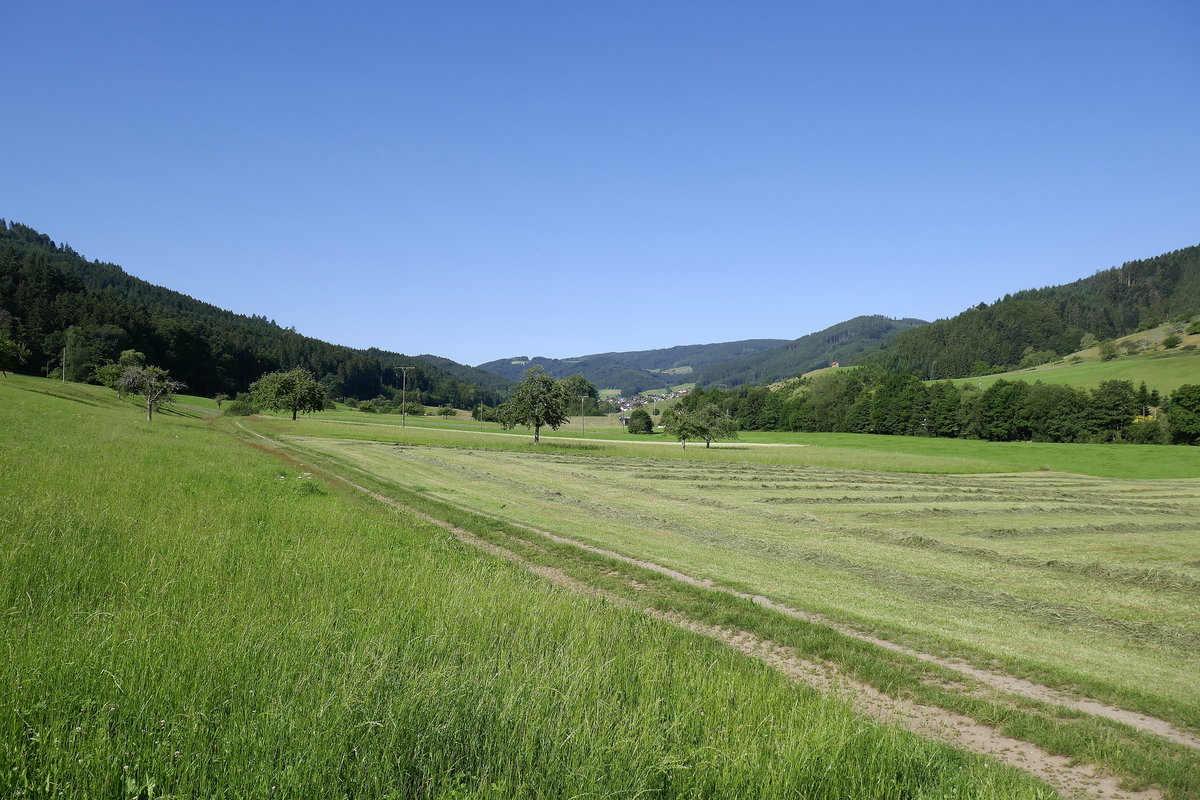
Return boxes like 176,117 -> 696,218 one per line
863,244 -> 1200,380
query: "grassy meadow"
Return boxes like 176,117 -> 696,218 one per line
256,406 -> 1200,479
945,325 -> 1200,395
249,403 -> 1200,797
281,435 -> 1200,723
1,374 -> 1061,799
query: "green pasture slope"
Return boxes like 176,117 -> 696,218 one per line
735,431 -> 1200,479
947,332 -> 1200,396
0,374 -> 1052,799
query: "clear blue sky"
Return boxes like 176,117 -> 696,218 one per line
5,1 -> 1198,366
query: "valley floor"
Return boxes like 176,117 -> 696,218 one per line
247,407 -> 1200,799
4,375 -> 1198,798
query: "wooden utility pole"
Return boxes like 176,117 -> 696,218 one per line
398,366 -> 415,427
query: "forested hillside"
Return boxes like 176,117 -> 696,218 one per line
477,324 -> 920,394
478,339 -> 790,394
864,245 -> 1200,379
584,338 -> 789,372
0,221 -> 509,404
694,315 -> 927,388
477,353 -> 669,394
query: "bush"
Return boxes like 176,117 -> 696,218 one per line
358,400 -> 379,413
627,408 -> 654,434
1162,334 -> 1182,349
1018,349 -> 1058,369
437,406 -> 457,417
1125,418 -> 1166,445
91,362 -> 122,388
1187,321 -> 1200,335
472,405 -> 502,422
223,400 -> 257,416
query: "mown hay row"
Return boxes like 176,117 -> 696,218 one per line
962,522 -> 1198,540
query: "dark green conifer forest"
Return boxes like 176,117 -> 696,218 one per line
0,221 -> 509,405
862,245 -> 1200,378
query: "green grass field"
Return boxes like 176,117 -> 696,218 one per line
243,398 -> 1200,797
2,374 -> 1063,799
258,407 -> 1200,479
281,434 -> 1200,723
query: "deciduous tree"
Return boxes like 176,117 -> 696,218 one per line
663,403 -> 737,449
0,334 -> 29,377
251,367 -> 327,421
695,403 -> 739,448
500,365 -> 570,443
115,365 -> 185,421
627,407 -> 653,434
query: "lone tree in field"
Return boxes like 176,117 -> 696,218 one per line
661,406 -> 702,449
627,407 -> 653,434
695,403 -> 738,448
663,402 -> 737,449
251,367 -> 327,421
500,365 -> 570,443
116,365 -> 185,421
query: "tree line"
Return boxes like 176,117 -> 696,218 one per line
682,368 -> 1200,445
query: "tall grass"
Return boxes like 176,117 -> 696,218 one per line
0,375 -> 1051,798
277,432 -> 1200,797
285,436 -> 1200,729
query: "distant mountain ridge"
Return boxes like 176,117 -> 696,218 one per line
476,339 -> 792,394
583,339 -> 790,372
475,353 -> 672,394
693,316 -> 928,388
476,322 -> 925,393
10,219 -> 1194,402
